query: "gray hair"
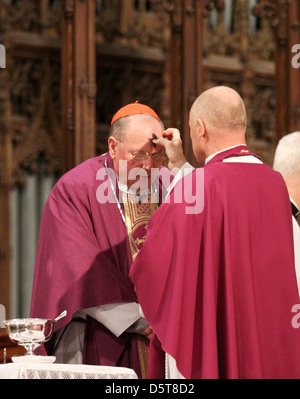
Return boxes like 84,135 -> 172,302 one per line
110,114 -> 164,142
273,131 -> 300,176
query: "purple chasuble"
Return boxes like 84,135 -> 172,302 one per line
130,146 -> 300,379
30,153 -> 170,378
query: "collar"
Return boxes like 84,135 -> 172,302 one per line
291,198 -> 300,219
205,145 -> 261,165
118,179 -> 156,197
205,145 -> 247,164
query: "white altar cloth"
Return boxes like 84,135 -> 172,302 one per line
0,362 -> 138,379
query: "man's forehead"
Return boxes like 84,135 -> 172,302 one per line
124,132 -> 163,153
124,116 -> 162,139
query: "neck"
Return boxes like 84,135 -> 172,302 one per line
284,175 -> 300,210
205,143 -> 247,164
284,174 -> 300,226
205,133 -> 246,158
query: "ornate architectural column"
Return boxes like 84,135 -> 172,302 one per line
0,6 -> 12,316
288,0 -> 300,133
0,76 -> 12,316
61,0 -> 97,173
253,0 -> 300,140
167,0 -> 224,166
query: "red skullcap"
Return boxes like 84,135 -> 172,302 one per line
111,101 -> 160,125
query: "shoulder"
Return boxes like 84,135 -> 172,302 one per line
57,155 -> 106,187
49,155 -> 107,202
182,160 -> 288,197
204,160 -> 285,183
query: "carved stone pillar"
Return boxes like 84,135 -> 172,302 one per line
167,0 -> 201,165
288,0 -> 300,133
61,0 -> 97,173
167,0 -> 182,130
253,0 -> 300,141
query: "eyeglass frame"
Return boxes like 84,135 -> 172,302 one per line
115,138 -> 166,163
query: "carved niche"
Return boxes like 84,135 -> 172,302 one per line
1,0 -> 62,186
203,0 -> 277,165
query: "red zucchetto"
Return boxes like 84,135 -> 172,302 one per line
111,101 -> 160,125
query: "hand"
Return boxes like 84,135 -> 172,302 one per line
142,325 -> 153,340
155,128 -> 186,170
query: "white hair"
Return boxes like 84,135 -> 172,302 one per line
273,132 -> 300,176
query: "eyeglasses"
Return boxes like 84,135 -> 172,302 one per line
128,150 -> 166,163
116,139 -> 166,163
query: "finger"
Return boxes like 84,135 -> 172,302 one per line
162,129 -> 173,140
163,128 -> 181,141
142,326 -> 153,338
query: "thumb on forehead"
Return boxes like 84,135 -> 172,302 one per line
152,136 -> 170,148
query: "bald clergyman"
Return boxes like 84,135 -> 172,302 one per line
130,87 -> 300,379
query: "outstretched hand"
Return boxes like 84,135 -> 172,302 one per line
154,128 -> 186,170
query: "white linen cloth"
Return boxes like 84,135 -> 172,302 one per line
0,362 -> 138,379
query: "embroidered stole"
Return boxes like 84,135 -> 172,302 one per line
122,192 -> 158,378
122,192 -> 158,256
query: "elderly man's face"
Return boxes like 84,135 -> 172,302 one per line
109,115 -> 165,189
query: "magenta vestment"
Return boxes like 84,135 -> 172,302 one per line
130,146 -> 300,379
30,153 -> 170,378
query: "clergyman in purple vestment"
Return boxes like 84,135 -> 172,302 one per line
130,87 -> 300,379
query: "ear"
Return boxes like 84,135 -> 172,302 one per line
197,118 -> 207,140
108,136 -> 118,159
